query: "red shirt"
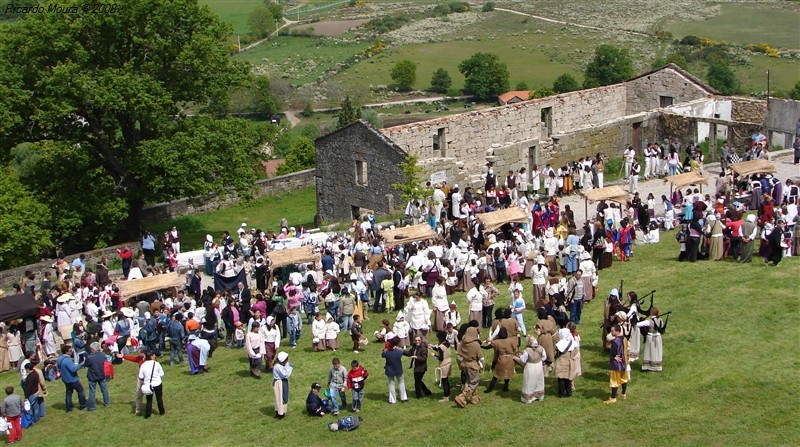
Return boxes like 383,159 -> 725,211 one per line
347,366 -> 369,390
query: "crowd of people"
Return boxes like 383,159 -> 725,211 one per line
1,133 -> 796,437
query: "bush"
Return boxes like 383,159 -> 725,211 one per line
552,73 -> 579,94
361,108 -> 382,129
368,14 -> 412,33
707,62 -> 737,95
515,81 -> 529,90
446,87 -> 461,97
391,60 -> 417,91
448,2 -> 470,13
432,4 -> 450,16
482,2 -> 495,12
789,81 -> 800,100
300,103 -> 314,117
654,30 -> 673,41
529,87 -> 555,99
430,68 -> 452,94
680,35 -> 702,46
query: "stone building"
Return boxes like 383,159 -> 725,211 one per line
314,64 -> 780,222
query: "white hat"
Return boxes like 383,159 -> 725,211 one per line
746,214 -> 756,223
536,255 -> 545,265
266,316 -> 275,325
237,228 -> 245,234
276,352 -> 289,363
101,310 -> 115,319
385,331 -> 396,340
450,301 -> 457,307
324,270 -> 334,277
206,234 -> 213,243
120,307 -> 136,318
57,295 -> 71,303
40,315 -> 53,323
350,273 -> 358,281
144,312 -> 151,319
188,334 -> 198,342
241,223 -> 247,228
396,311 -> 404,321
579,251 -> 591,261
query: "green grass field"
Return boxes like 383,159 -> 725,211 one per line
148,187 -> 317,253
3,236 -> 798,446
665,3 -> 800,49
201,0 -> 265,35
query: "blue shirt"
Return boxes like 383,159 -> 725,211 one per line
382,348 -> 404,377
142,235 -> 156,250
57,354 -> 83,384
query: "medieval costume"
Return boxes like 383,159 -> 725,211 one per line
272,352 -> 293,418
554,328 -> 576,397
534,309 -> 558,373
485,328 -> 516,392
739,215 -> 758,263
516,336 -> 546,403
637,314 -> 664,372
605,328 -> 629,404
707,215 -> 724,261
454,325 -> 482,408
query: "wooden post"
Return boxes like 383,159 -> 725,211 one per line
709,123 -> 718,162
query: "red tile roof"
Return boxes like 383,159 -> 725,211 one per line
498,90 -> 531,103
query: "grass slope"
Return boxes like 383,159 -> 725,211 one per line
3,238 -> 798,446
201,0 -> 265,35
149,187 -> 317,252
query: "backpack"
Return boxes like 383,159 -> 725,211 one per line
330,415 -> 361,432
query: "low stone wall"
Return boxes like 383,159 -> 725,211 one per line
140,169 -> 316,224
0,242 -> 141,291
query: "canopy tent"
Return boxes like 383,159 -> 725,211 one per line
476,206 -> 529,232
665,171 -> 708,193
116,272 -> 183,299
266,245 -> 320,269
579,185 -> 630,220
728,159 -> 776,176
380,224 -> 438,245
0,293 -> 38,322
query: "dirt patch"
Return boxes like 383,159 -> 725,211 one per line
289,19 -> 369,36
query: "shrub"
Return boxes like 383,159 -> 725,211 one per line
707,62 -> 737,95
300,103 -> 314,117
361,108 -> 382,129
789,81 -> 800,100
654,30 -> 673,41
448,2 -> 470,13
515,81 -> 529,90
432,4 -> 450,16
552,73 -> 579,93
368,14 -> 412,33
430,68 -> 453,94
482,2 -> 495,12
679,35 -> 702,46
529,87 -> 555,99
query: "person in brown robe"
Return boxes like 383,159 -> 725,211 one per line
706,215 -> 724,261
454,323 -> 482,408
485,328 -> 517,393
534,308 -> 558,375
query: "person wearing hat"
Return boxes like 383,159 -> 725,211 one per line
454,322 -> 482,408
392,312 -> 410,349
515,335 -> 546,403
38,315 -> 57,357
272,351 -> 293,418
739,214 -> 759,263
187,334 -> 210,374
55,292 -> 73,344
305,382 -> 326,416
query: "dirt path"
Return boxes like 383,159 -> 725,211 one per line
284,110 -> 301,128
240,18 -> 298,52
494,7 -> 650,37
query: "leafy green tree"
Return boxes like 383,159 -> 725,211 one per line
336,95 -> 361,129
707,62 -> 737,95
789,81 -> 800,100
300,124 -> 321,140
275,137 -> 315,176
583,45 -> 634,88
651,52 -> 688,70
391,60 -> 417,91
552,73 -> 579,93
0,0 -> 253,242
0,167 -> 53,269
515,81 -> 529,90
458,53 -> 510,100
266,2 -> 283,21
253,76 -> 278,116
529,87 -> 555,99
248,6 -> 275,39
430,68 -> 452,93
392,153 -> 432,204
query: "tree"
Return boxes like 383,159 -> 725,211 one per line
529,87 -> 555,99
0,167 -> 53,269
430,68 -> 452,93
336,95 -> 361,129
266,2 -> 283,21
0,0 -> 253,244
248,6 -> 275,39
391,60 -> 417,91
789,81 -> 800,100
458,53 -> 510,100
583,45 -> 634,88
482,2 -> 496,12
552,73 -> 579,94
253,76 -> 278,116
392,153 -> 432,204
275,137 -> 315,176
651,52 -> 688,70
515,81 -> 529,90
361,109 -> 383,129
707,62 -> 737,95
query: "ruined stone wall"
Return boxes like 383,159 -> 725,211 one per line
625,66 -> 714,115
381,84 -> 628,178
315,122 -> 407,223
729,97 -> 767,123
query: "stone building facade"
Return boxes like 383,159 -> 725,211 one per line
314,64 -> 771,221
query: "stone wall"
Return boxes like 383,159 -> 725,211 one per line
140,169 -> 316,224
381,84 -> 628,180
730,97 -> 767,123
0,242 -> 140,290
766,98 -> 800,134
315,121 -> 407,223
625,65 -> 714,115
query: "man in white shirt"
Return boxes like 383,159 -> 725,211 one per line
623,145 -> 635,179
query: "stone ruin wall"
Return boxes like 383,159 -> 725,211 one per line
625,67 -> 714,115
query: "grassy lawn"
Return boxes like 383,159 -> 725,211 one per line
148,187 -> 317,252
201,0 -> 265,35
665,3 -> 800,49
4,235 -> 798,446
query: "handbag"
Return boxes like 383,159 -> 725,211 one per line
140,361 -> 156,395
274,301 -> 287,316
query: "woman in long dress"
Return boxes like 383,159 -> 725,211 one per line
7,327 -> 24,367
707,215 -> 724,261
516,335 -> 546,403
531,255 -> 549,309
0,326 -> 10,372
637,308 -> 664,372
272,351 -> 293,418
554,328 -> 576,397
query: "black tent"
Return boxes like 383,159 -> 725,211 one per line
0,293 -> 38,322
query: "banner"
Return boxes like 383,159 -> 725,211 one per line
214,269 -> 249,293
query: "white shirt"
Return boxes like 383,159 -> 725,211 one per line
467,287 -> 483,312
138,360 -> 165,387
405,298 -> 432,330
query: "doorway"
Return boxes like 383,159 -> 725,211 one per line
351,205 -> 361,220
632,122 -> 641,154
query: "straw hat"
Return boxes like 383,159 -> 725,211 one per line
57,295 -> 71,303
101,310 -> 115,319
40,315 -> 53,323
120,307 -> 136,318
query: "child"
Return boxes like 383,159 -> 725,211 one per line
373,319 -> 390,342
327,358 -> 348,416
675,224 -> 688,262
1,386 -> 23,443
234,322 -> 245,349
306,382 -> 326,416
380,277 -> 394,313
347,360 -> 369,413
393,312 -> 410,348
325,315 -> 340,352
311,313 -> 327,352
350,315 -> 363,354
287,307 -> 302,348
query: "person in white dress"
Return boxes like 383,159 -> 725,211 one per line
516,335 -> 546,403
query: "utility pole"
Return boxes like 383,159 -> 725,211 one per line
765,70 -> 770,148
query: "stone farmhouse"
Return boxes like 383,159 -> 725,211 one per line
314,64 -> 792,223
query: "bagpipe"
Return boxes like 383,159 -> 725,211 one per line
640,310 -> 672,337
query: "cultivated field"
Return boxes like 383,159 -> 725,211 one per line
3,237 -> 798,446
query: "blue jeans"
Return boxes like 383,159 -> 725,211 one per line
340,315 -> 352,332
170,340 -> 184,365
88,379 -> 110,410
351,389 -> 365,410
289,328 -> 301,347
513,312 -> 526,336
569,299 -> 584,325
64,380 -> 87,412
328,386 -> 346,413
28,394 -> 45,423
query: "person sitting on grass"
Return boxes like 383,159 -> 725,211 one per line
306,382 -> 326,416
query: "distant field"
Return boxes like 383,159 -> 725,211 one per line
665,4 -> 800,48
288,18 -> 369,36
201,0 -> 264,35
